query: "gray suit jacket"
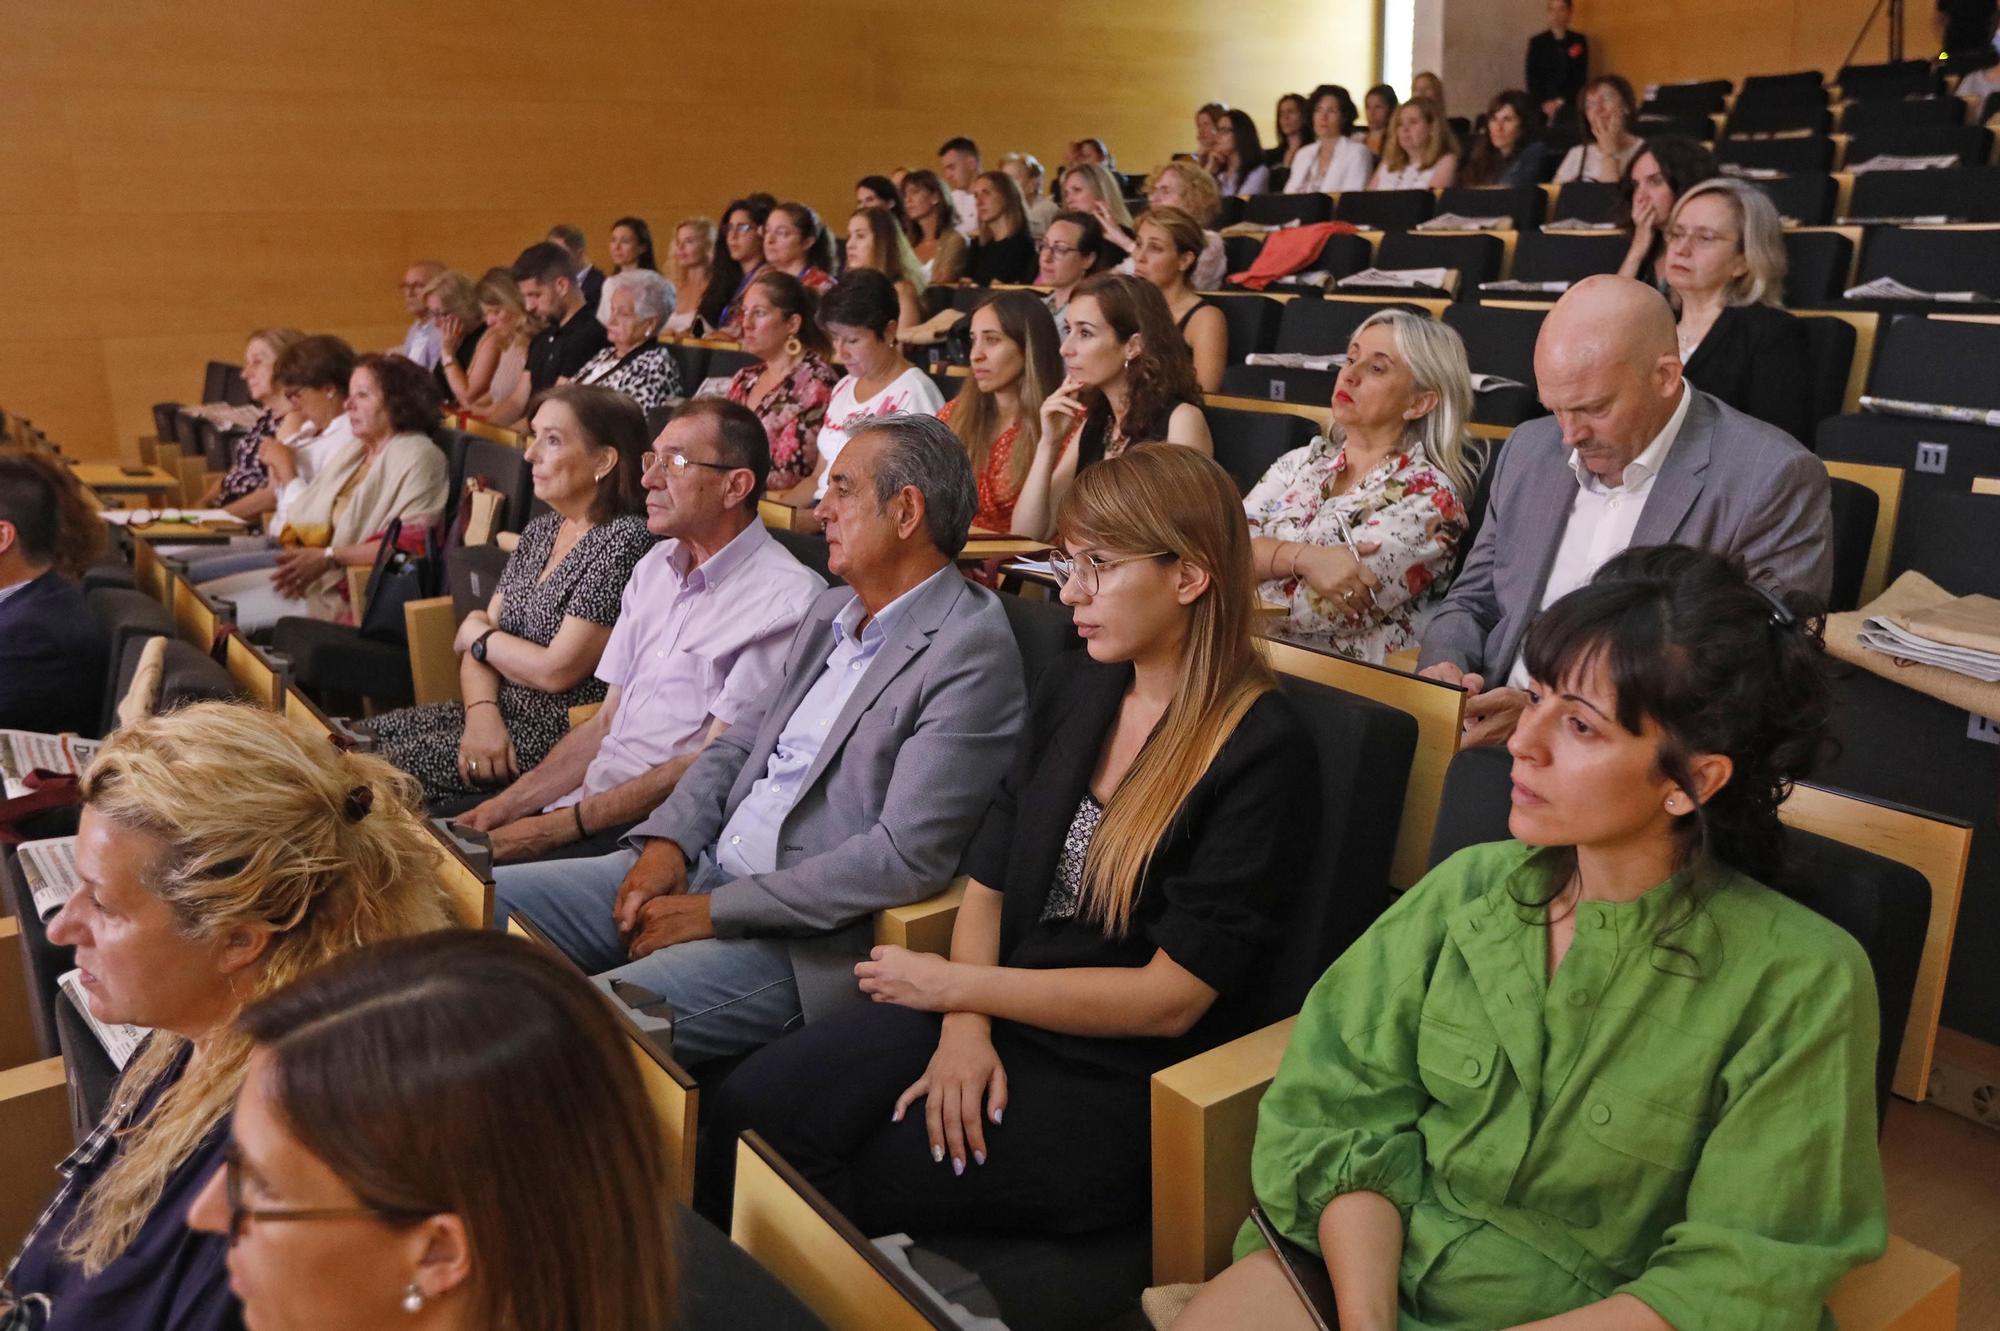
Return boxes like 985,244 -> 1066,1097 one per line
1419,388 -> 1832,680
631,566 -> 1026,1022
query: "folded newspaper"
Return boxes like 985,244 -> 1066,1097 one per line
1,730 -> 102,798
57,970 -> 147,1070
1415,213 -> 1511,232
1542,217 -> 1623,232
1846,154 -> 1962,174
1858,592 -> 2000,682
1471,374 -> 1528,393
1842,276 -> 1992,303
1858,394 -> 2000,428
16,837 -> 79,921
1836,214 -> 1955,226
1480,279 -> 1572,294
1717,164 -> 1786,181
1334,267 -> 1451,291
1243,352 -> 1348,371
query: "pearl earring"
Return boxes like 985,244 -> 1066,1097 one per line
402,1282 -> 425,1314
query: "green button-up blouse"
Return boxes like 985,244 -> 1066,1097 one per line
1236,840 -> 1888,1331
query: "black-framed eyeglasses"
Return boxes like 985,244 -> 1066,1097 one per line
220,1144 -> 431,1246
1036,242 -> 1081,258
645,450 -> 738,477
1048,549 -> 1174,595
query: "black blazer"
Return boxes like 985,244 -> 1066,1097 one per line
1681,302 -> 1815,446
1526,29 -> 1590,110
0,569 -> 107,736
961,652 -> 1319,1077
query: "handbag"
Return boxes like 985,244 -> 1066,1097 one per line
355,519 -> 444,644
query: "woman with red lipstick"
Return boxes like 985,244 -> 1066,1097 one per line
702,446 -> 1317,1244
937,291 -> 1064,534
362,386 -> 653,805
1183,545 -> 1887,1331
1662,179 -> 1813,443
1,702 -> 452,1330
1245,310 -> 1480,664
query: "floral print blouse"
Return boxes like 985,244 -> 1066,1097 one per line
726,353 -> 842,492
218,408 -> 278,504
1243,435 -> 1468,663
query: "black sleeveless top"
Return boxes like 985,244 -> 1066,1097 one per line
1174,296 -> 1221,333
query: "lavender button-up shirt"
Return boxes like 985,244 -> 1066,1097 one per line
545,518 -> 823,811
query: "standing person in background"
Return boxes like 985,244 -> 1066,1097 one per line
515,241 -> 609,393
1528,0 -> 1591,121
764,202 -> 837,293
1001,152 -> 1058,236
547,224 -> 605,312
1459,90 -> 1553,188
1211,109 -> 1271,196
1369,99 -> 1460,189
1285,84 -> 1375,194
716,193 -> 777,335
1552,75 -> 1642,183
903,169 -> 970,284
664,217 -> 717,335
1361,84 -> 1399,157
939,136 -> 983,236
1937,0 -> 2000,58
1270,93 -> 1311,170
608,216 -> 659,274
395,260 -> 446,369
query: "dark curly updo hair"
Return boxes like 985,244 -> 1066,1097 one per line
1520,544 -> 1832,930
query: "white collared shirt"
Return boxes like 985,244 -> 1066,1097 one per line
1508,387 -> 1693,688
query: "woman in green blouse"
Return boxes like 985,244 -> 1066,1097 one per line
1179,544 -> 1888,1331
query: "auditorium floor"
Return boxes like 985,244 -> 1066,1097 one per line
1881,1099 -> 2000,1325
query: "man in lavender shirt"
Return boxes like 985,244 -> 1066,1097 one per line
496,414 -> 1026,1067
461,399 -> 822,863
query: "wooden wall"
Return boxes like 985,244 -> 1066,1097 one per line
0,0 -> 1375,461
1578,0 -> 1937,91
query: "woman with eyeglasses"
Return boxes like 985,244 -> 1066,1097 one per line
715,194 -> 776,336
1036,211 -> 1111,337
189,930 -> 828,1330
701,445 -> 1318,1244
0,702 -> 452,1330
361,386 -> 654,804
1662,178 -> 1813,443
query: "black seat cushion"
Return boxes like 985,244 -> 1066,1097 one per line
270,618 -> 414,707
1206,407 -> 1319,493
1333,189 -> 1434,231
1846,165 -> 2000,223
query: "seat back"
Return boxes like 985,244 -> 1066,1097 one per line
455,437 -> 535,537
665,341 -> 711,390
1205,406 -> 1318,493
1847,125 -> 1994,170
770,527 -> 838,586
1444,303 -> 1548,429
1888,487 -> 2000,595
1783,230 -> 1854,304
200,360 -> 239,404
1846,166 -> 2000,222
1818,414 -> 2000,490
1242,192 -> 1331,226
86,588 -> 174,735
1749,171 -> 1838,225
112,635 -> 241,713
1827,475 -> 1880,611
1508,230 -> 1629,285
1650,79 -> 1732,113
1796,313 -> 1858,429
1841,97 -> 1964,136
1838,60 -> 1938,101
997,591 -> 1082,693
1738,70 -> 1827,104
1868,315 -> 2000,407
1436,185 -> 1545,230
706,348 -> 759,379
1551,180 -> 1621,224
1724,102 -> 1832,136
1206,294 -> 1282,362
1855,228 -> 2000,300
1333,189 -> 1433,231
1717,135 -> 1835,174
1375,231 -> 1504,289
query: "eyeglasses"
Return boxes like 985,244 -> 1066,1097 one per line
764,226 -> 801,241
1036,242 -> 1081,258
219,1144 -> 431,1246
1048,549 -> 1173,595
645,450 -> 738,477
726,222 -> 762,236
1665,225 -> 1740,249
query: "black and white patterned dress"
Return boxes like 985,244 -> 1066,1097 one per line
574,343 -> 682,411
367,511 -> 656,801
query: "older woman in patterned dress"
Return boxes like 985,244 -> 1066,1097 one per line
1244,310 -> 1480,664
364,386 -> 655,803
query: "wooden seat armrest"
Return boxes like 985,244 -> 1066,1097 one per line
874,879 -> 966,954
568,701 -> 603,727
0,918 -> 47,1069
1827,1235 -> 1959,1331
1150,1017 -> 1296,1284
402,596 -> 462,705
345,565 -> 370,616
0,1058 -> 76,1253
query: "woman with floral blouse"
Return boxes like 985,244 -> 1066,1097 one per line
721,270 -> 842,498
1244,310 -> 1480,663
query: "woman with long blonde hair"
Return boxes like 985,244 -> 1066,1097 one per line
469,267 -> 538,426
1368,97 -> 1460,189
844,204 -> 928,330
1,702 -> 453,1328
702,445 -> 1319,1243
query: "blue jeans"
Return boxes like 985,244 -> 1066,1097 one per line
493,849 -> 802,1067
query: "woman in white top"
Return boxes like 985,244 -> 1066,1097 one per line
1369,98 -> 1460,190
1285,83 -> 1376,194
662,217 -> 716,336
1552,75 -> 1643,184
809,270 -> 946,499
469,269 -> 536,427
1211,109 -> 1272,196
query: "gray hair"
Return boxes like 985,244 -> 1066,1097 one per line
855,412 -> 978,557
598,268 -> 676,325
1666,177 -> 1787,310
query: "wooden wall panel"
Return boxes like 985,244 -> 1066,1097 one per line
0,0 -> 1374,459
1580,0 -> 1935,91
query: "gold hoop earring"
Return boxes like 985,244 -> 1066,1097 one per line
784,336 -> 804,358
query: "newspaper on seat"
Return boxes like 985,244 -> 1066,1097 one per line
1847,153 -> 1963,174
1836,213 -> 1955,226
1717,164 -> 1787,181
1,731 -> 101,799
1541,217 -> 1623,231
1243,352 -> 1349,371
1859,394 -> 2000,428
1334,267 -> 1450,291
1842,275 -> 1993,303
1471,374 -> 1528,393
1415,213 -> 1511,232
57,970 -> 147,1070
1480,278 -> 1573,294
17,837 -> 80,921
100,508 -> 244,527
1859,592 -> 2000,683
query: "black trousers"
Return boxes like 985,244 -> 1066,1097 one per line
699,1002 -> 1151,1236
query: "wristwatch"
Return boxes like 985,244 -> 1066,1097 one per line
470,629 -> 499,663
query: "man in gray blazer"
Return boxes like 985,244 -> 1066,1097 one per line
496,414 -> 1026,1065
1418,276 -> 1831,744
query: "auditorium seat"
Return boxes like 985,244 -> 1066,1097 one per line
1847,228 -> 2000,307
1635,111 -> 1716,142
1846,125 -> 1994,171
1550,181 -> 1620,224
1724,101 -> 1832,137
1373,230 -> 1505,291
85,587 -> 174,735
1838,59 -> 1938,101
1796,313 -> 1860,433
1827,475 -> 1879,611
1820,414 -> 2000,486
1841,97 -> 1966,136
1333,188 -> 1434,232
1648,79 -> 1732,115
1205,405 -> 1318,493
1846,166 -> 2000,222
1443,303 -> 1548,429
1783,229 -> 1855,304
1205,293 -> 1282,363
665,341 -> 711,391
1242,192 -> 1331,227
1717,134 -> 1837,174
1750,170 -> 1838,225
1435,185 -> 1545,230
1504,230 -> 1629,287
1220,232 -> 1264,278
1737,70 -> 1827,104
1218,298 -> 1426,403
1817,315 -> 2000,480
